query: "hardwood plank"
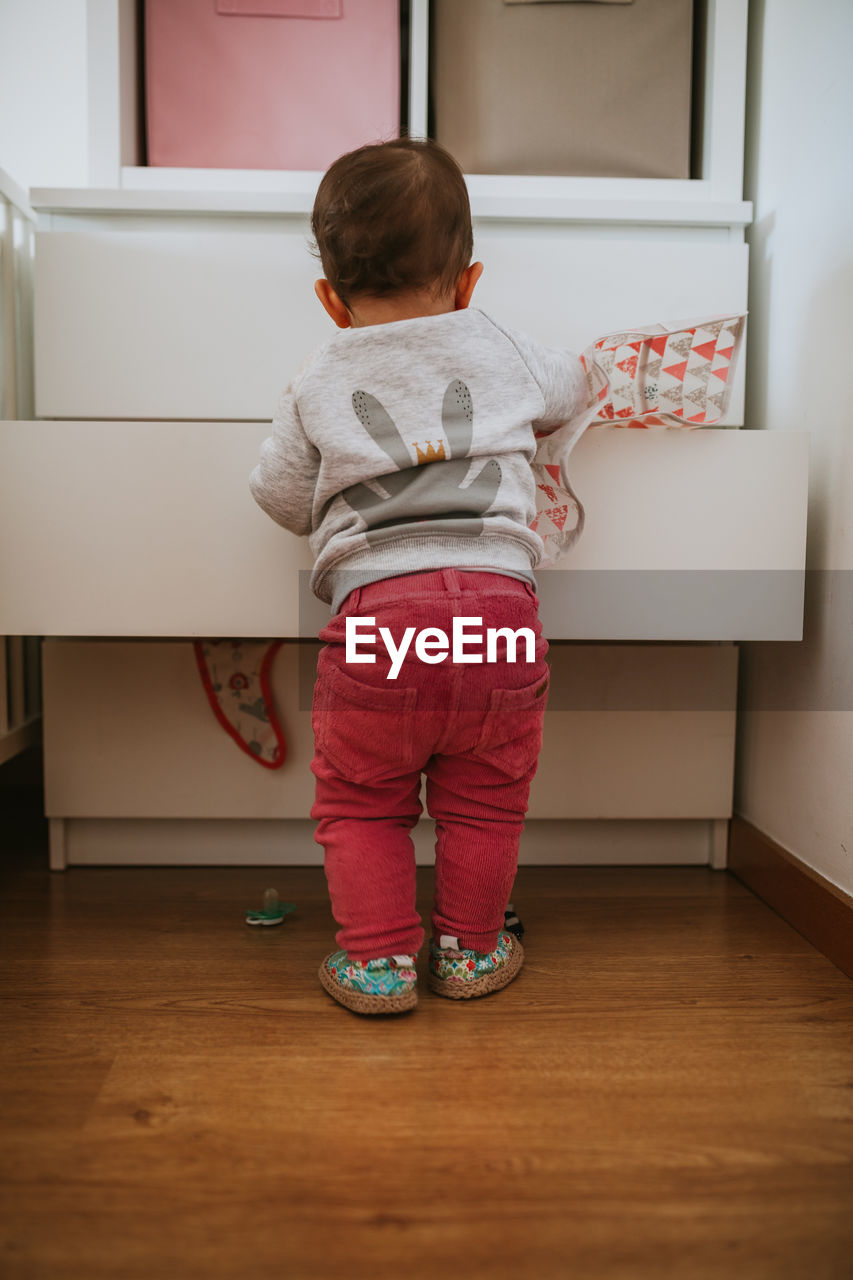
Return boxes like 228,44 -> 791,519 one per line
2,861 -> 852,1279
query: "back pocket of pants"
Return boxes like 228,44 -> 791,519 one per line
471,670 -> 550,777
312,658 -> 419,784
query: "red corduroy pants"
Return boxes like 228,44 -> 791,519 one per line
310,568 -> 550,961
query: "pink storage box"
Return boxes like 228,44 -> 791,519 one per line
145,0 -> 400,171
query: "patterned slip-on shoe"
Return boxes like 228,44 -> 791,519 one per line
318,950 -> 418,1015
428,929 -> 524,1001
504,902 -> 525,939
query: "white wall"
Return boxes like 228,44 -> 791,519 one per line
0,0 -> 89,191
737,0 -> 853,893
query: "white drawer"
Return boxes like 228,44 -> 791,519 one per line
42,640 -> 737,821
0,421 -> 808,640
33,223 -> 747,420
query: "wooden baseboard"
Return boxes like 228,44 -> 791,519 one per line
729,817 -> 853,981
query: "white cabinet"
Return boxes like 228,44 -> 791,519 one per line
84,0 -> 749,204
1,0 -> 804,870
33,225 -> 749,421
0,421 -> 807,640
42,640 -> 738,821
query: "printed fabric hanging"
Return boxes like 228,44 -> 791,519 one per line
193,640 -> 287,769
530,312 -> 747,566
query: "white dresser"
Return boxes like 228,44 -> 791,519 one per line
0,0 -> 809,870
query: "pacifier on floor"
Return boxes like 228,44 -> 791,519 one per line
245,887 -> 296,926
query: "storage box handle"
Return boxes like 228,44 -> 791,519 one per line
216,0 -> 341,18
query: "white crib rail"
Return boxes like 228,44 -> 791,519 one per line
1,166 -> 40,767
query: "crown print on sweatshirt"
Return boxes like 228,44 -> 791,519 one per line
341,380 -> 502,543
414,440 -> 446,464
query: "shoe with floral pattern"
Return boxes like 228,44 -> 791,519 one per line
427,929 -> 524,1000
318,949 -> 418,1014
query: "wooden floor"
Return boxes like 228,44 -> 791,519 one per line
2,822 -> 853,1278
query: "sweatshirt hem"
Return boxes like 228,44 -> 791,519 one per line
315,534 -> 537,614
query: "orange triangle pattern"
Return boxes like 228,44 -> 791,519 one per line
589,316 -> 745,431
531,314 -> 745,567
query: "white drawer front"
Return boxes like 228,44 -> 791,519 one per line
43,640 -> 736,820
34,225 -> 747,421
0,421 -> 808,640
474,230 -> 748,423
34,224 -> 330,421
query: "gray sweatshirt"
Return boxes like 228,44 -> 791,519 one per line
249,307 -> 586,613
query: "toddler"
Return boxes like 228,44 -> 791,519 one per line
249,137 -> 586,1014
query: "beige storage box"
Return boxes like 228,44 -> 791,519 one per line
430,0 -> 694,178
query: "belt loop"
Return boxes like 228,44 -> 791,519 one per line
442,567 -> 461,597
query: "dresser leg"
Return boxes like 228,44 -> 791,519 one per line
710,818 -> 729,870
49,818 -> 67,871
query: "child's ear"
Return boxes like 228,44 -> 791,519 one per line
454,261 -> 484,311
314,279 -> 352,328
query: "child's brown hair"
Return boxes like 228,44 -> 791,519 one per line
310,137 -> 473,307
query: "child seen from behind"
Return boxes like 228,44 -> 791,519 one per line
249,138 -> 586,1014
